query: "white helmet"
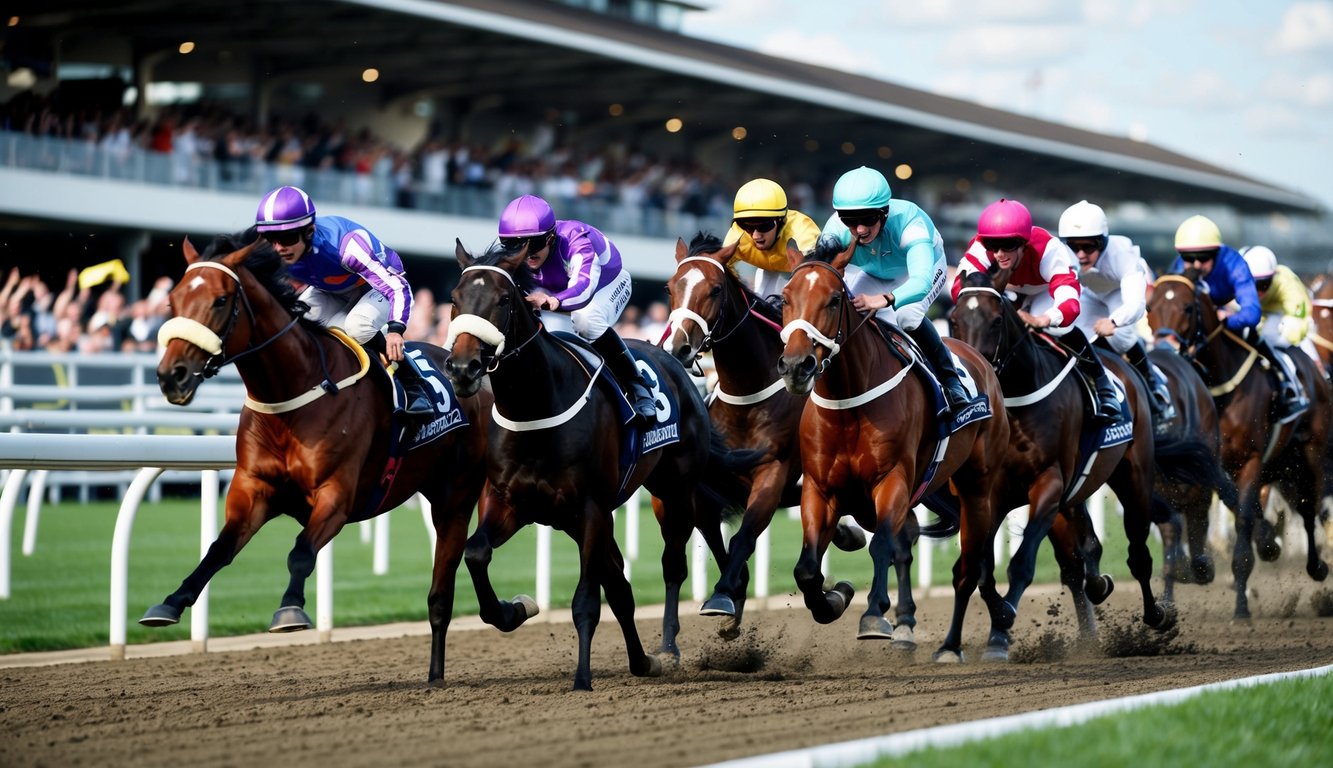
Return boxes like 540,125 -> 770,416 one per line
1241,245 -> 1277,279
1058,200 -> 1109,238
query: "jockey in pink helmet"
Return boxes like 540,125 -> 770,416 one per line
951,198 -> 1119,423
255,185 -> 432,414
498,194 -> 656,423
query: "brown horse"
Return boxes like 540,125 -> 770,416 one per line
1307,272 -> 1333,375
445,239 -> 753,690
777,237 -> 1010,661
661,232 -> 867,639
951,267 -> 1196,658
1148,270 -> 1331,618
147,230 -> 489,683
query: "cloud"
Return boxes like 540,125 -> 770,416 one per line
1242,103 -> 1316,138
942,24 -> 1080,64
1262,70 -> 1333,108
1138,69 -> 1247,110
1275,2 -> 1333,52
753,29 -> 880,78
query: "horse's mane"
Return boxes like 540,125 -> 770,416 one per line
200,227 -> 304,313
469,241 -> 537,294
686,231 -> 783,325
801,233 -> 847,266
960,268 -> 995,290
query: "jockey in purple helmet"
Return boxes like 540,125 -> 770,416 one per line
255,185 -> 432,414
498,194 -> 657,423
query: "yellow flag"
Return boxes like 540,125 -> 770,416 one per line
78,259 -> 132,289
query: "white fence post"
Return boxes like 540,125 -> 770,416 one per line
192,470 -> 218,653
110,467 -> 166,660
536,524 -> 552,611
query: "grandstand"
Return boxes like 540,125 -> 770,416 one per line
3,0 -> 1331,309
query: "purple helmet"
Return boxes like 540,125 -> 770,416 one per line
498,195 -> 555,237
255,186 -> 316,232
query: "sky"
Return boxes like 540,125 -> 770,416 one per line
680,0 -> 1333,212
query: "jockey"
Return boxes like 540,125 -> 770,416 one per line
722,178 -> 822,300
254,185 -> 432,415
951,197 -> 1120,424
1169,215 -> 1301,419
1059,200 -> 1175,427
498,194 -> 657,424
821,166 -> 969,418
1243,244 -> 1314,396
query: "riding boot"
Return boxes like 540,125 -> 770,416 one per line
394,352 -> 436,415
591,330 -> 658,424
1124,339 -> 1177,426
906,321 -> 970,420
1063,332 -> 1120,424
1254,337 -> 1303,420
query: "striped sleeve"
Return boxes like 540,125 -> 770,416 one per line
340,229 -> 412,327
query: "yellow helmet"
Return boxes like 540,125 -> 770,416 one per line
733,178 -> 788,219
1174,215 -> 1222,252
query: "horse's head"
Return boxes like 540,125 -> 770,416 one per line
157,232 -> 287,404
1147,269 -> 1213,353
949,267 -> 1019,369
663,232 -> 738,366
445,238 -> 536,396
776,234 -> 856,394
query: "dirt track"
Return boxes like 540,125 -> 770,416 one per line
2,564 -> 1331,768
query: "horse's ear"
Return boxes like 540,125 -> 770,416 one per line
455,238 -> 472,269
500,243 -> 526,273
675,237 -> 689,263
223,239 -> 257,268
182,236 -> 199,264
716,239 -> 738,263
829,237 -> 856,273
784,238 -> 803,272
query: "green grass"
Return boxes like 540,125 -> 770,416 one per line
0,494 -> 1155,653
870,672 -> 1333,768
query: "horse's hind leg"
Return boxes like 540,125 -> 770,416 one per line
653,494 -> 694,660
1109,461 -> 1171,629
889,516 -> 919,649
140,476 -> 273,627
934,496 -> 998,663
1047,510 -> 1097,639
1277,470 -> 1331,582
598,527 -> 662,682
1230,461 -> 1264,619
464,492 -> 538,633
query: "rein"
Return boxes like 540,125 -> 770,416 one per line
158,260 -> 367,414
956,285 -> 1078,407
1152,274 -> 1260,396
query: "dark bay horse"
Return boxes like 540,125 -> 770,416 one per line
1148,271 -> 1331,618
951,268 -> 1196,658
148,232 -> 489,683
445,239 -> 750,690
777,237 -> 1010,661
662,232 -> 867,639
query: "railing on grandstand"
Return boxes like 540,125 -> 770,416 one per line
0,130 -> 735,240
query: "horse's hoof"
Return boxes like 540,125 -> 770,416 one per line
634,654 -> 663,678
139,604 -> 181,627
700,593 -> 737,617
717,616 -> 741,641
828,581 -> 855,616
995,601 -> 1017,631
1257,537 -> 1282,563
1088,574 -> 1115,604
1194,555 -> 1216,585
269,606 -> 313,633
891,624 -> 917,651
981,645 -> 1010,663
857,614 -> 894,639
512,594 -> 540,620
1311,560 -> 1330,582
832,521 -> 867,552
932,648 -> 964,664
1149,602 -> 1178,631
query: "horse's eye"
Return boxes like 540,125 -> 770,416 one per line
709,285 -> 721,298
498,293 -> 511,307
212,295 -> 228,309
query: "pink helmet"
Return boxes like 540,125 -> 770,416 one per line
977,199 -> 1033,241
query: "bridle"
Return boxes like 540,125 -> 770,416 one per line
781,260 -> 874,375
444,264 -> 543,373
1151,274 -> 1212,362
667,255 -> 771,354
156,260 -> 304,379
954,285 -> 1026,375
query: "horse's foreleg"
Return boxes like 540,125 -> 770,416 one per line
1230,461 -> 1264,620
654,494 -> 692,660
703,467 -> 783,634
859,473 -> 913,645
140,477 -> 273,627
569,501 -> 610,692
933,495 -> 996,663
1110,460 -> 1171,630
273,493 -> 349,632
793,483 -> 853,624
425,488 -> 476,684
464,492 -> 534,632
597,521 -> 661,681
1279,471 -> 1331,582
1047,509 -> 1096,639
988,476 -> 1063,660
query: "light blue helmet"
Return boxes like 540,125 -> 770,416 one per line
832,166 -> 892,210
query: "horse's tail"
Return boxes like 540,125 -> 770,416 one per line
917,488 -> 962,539
1152,431 -> 1237,509
693,427 -> 765,523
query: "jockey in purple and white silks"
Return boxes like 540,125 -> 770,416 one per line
498,194 -> 657,423
255,185 -> 432,414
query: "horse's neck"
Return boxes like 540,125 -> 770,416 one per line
818,322 -> 905,399
489,327 -> 595,420
230,278 -> 329,401
711,288 -> 783,391
997,330 -> 1063,392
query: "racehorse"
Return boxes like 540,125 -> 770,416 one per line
445,239 -> 752,690
1148,270 -> 1331,618
1306,272 -> 1333,375
951,267 -> 1200,657
1146,347 -> 1235,603
147,230 -> 490,683
661,232 -> 868,640
776,236 -> 1010,660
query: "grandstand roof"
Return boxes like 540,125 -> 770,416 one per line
5,0 -> 1320,213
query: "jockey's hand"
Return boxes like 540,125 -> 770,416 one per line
851,293 -> 892,313
526,292 -> 559,311
1093,318 -> 1118,337
1018,309 -> 1052,329
1217,308 -> 1231,323
385,330 -> 406,362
